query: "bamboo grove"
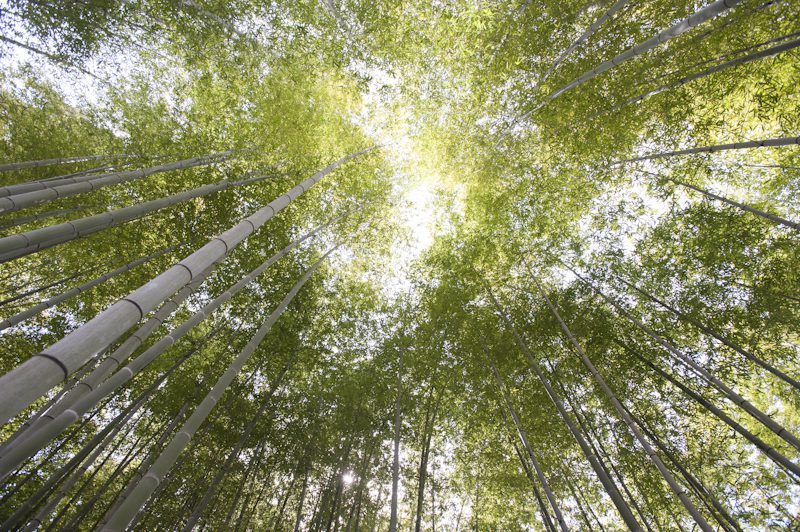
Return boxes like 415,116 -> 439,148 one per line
0,0 -> 798,530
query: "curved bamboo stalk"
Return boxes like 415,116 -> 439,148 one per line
518,0 -> 743,119
510,434 -> 557,532
0,146 -> 373,426
0,34 -> 110,83
34,163 -> 117,183
0,397 -> 102,504
58,420 -> 163,531
560,386 -> 655,532
0,170 -> 287,261
0,150 -> 235,211
616,135 -> 800,164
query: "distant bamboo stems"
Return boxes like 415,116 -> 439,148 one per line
100,248 -> 337,531
566,266 -> 800,452
483,282 -> 642,530
181,365 -> 289,531
98,404 -> 190,527
482,342 -> 568,532
389,338 -> 403,532
0,361 -> 181,530
612,273 -> 800,389
533,0 -> 629,92
0,206 -> 88,229
667,177 -> 800,231
621,341 -> 800,479
619,35 -> 800,109
526,269 -> 712,531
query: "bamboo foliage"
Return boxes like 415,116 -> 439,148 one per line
570,268 -> 800,452
181,365 -> 288,531
1,1 -> 798,529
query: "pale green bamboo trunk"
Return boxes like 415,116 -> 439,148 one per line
0,146 -> 373,426
617,135 -> 800,164
485,350 -> 568,532
0,245 -> 178,331
0,218 -> 341,478
0,170 -> 287,260
570,268 -> 800,452
182,365 -> 289,530
0,154 -> 127,174
2,265 -> 214,452
519,0 -> 744,119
